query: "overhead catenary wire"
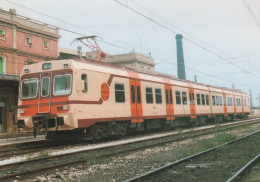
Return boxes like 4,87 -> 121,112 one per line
3,0 -> 137,49
0,0 -> 254,88
114,0 -> 260,79
241,0 -> 260,27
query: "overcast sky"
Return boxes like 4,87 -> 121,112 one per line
1,0 -> 260,106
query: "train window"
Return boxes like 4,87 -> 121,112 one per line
230,97 -> 233,106
81,74 -> 87,93
131,85 -> 135,103
206,95 -> 209,105
175,91 -> 181,105
169,90 -> 173,104
165,90 -> 169,104
244,99 -> 246,106
182,92 -> 187,105
115,84 -> 125,103
196,94 -> 201,105
212,96 -> 215,106
201,94 -> 205,105
146,87 -> 153,104
224,97 -> 226,106
155,88 -> 162,104
192,93 -> 195,105
21,78 -> 38,98
189,93 -> 192,105
233,98 -> 236,106
216,96 -> 219,105
219,96 -> 222,106
137,86 -> 141,103
54,74 -> 71,95
41,77 -> 50,97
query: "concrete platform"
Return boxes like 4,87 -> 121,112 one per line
0,134 -> 45,146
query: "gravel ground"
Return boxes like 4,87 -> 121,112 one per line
19,123 -> 260,182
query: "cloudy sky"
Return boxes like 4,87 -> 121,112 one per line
1,0 -> 260,106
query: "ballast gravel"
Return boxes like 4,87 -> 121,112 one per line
22,123 -> 260,182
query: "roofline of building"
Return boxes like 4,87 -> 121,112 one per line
0,9 -> 61,39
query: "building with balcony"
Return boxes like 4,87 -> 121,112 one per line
0,8 -> 60,132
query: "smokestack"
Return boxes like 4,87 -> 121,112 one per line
194,75 -> 197,82
175,34 -> 186,80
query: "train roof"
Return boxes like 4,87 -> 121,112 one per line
22,58 -> 247,95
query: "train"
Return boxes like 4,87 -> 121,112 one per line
17,59 -> 250,140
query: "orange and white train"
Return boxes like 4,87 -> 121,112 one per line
17,59 -> 250,139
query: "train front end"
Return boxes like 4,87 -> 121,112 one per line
17,60 -> 75,138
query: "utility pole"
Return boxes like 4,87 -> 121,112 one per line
249,89 -> 253,108
232,84 -> 235,89
259,93 -> 260,110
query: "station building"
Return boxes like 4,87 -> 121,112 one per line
0,8 -> 60,132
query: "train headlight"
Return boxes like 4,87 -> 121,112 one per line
19,108 -> 25,114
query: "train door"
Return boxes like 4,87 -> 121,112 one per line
188,88 -> 196,118
241,96 -> 244,114
38,72 -> 52,113
233,95 -> 237,115
223,93 -> 227,116
165,85 -> 174,120
129,79 -> 143,123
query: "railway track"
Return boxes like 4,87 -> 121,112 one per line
226,153 -> 260,182
123,129 -> 260,182
0,117 -> 260,181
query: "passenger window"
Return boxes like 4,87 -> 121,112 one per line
182,92 -> 187,105
192,93 -> 195,105
206,95 -> 209,105
196,94 -> 201,105
169,90 -> 173,104
165,90 -> 169,104
175,91 -> 181,104
115,84 -> 125,103
201,94 -> 205,105
212,96 -> 215,106
131,85 -> 135,103
146,87 -> 153,104
81,74 -> 87,93
224,97 -> 226,106
216,96 -> 219,105
155,88 -> 162,104
41,77 -> 50,97
219,96 -> 222,106
137,86 -> 141,103
189,93 -> 192,105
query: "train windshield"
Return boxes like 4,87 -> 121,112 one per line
21,78 -> 38,98
54,74 -> 71,95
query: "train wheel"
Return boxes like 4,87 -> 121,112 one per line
119,125 -> 127,136
92,127 -> 104,140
